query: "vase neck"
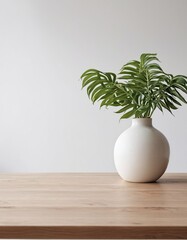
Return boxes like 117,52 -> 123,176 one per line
132,118 -> 152,127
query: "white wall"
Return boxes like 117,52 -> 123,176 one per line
0,0 -> 186,172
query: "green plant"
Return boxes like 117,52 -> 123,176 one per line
81,53 -> 187,119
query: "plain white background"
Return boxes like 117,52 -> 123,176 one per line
0,0 -> 186,172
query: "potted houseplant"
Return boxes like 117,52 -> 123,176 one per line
81,53 -> 187,182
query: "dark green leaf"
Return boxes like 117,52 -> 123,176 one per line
120,108 -> 137,119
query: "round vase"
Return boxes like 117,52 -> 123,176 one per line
114,118 -> 170,183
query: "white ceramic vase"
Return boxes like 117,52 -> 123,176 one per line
114,118 -> 170,183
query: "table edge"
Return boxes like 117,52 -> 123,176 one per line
0,226 -> 186,239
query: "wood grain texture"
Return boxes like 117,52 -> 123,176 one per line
0,173 -> 186,239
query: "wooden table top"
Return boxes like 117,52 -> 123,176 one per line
0,173 -> 186,239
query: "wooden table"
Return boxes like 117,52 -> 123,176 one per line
0,173 -> 186,239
